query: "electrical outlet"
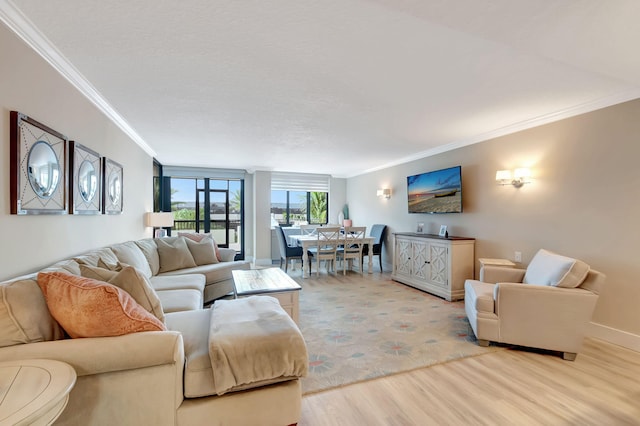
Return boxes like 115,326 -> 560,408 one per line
514,251 -> 522,262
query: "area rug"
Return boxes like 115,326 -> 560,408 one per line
298,274 -> 501,394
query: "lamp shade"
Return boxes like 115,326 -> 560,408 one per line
377,188 -> 391,198
144,212 -> 174,227
495,170 -> 512,182
514,168 -> 531,179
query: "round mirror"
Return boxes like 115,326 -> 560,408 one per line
78,160 -> 97,202
27,141 -> 60,199
108,171 -> 121,206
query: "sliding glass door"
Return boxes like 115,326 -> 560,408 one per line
196,189 -> 231,247
168,176 -> 244,258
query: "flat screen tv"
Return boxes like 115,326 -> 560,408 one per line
407,165 -> 462,214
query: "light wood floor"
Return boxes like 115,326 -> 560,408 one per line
301,338 -> 640,425
297,273 -> 640,425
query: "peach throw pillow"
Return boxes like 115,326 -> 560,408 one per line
37,272 -> 166,338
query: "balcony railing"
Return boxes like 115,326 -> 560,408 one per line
172,219 -> 241,251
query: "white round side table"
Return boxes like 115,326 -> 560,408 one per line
0,359 -> 76,426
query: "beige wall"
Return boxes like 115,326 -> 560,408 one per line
329,177 -> 347,224
347,99 -> 640,339
0,23 -> 153,280
252,171 -> 272,265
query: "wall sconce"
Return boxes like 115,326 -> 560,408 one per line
377,188 -> 391,199
144,212 -> 174,238
496,168 -> 531,188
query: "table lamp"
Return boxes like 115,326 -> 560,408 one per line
144,212 -> 174,238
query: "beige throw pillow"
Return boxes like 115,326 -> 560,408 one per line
97,259 -> 127,272
108,266 -> 165,322
79,264 -> 119,281
179,232 -> 222,262
185,237 -> 219,265
0,278 -> 65,348
157,237 -> 197,273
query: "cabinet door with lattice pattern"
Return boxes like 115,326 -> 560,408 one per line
412,240 -> 429,280
395,238 -> 412,276
428,243 -> 448,287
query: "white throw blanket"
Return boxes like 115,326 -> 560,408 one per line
209,295 -> 308,395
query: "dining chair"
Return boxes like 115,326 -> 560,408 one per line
300,224 -> 319,236
338,226 -> 366,275
362,224 -> 387,272
275,226 -> 312,274
308,227 -> 341,276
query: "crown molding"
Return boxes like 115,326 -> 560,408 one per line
350,88 -> 640,178
0,0 -> 156,158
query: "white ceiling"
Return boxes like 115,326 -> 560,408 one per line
3,0 -> 640,177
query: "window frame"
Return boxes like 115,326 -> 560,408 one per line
271,190 -> 328,226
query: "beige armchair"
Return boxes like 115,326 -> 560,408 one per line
464,249 -> 605,360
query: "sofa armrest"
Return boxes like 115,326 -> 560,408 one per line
480,266 -> 526,283
218,248 -> 237,262
0,331 -> 184,377
493,283 -> 599,353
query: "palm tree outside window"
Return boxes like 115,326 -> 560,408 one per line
271,191 -> 328,226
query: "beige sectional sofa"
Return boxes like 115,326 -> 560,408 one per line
0,236 -> 306,425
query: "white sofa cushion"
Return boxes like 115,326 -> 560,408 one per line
158,261 -> 251,302
74,247 -> 119,268
110,241 -> 153,278
135,238 -> 161,275
523,249 -> 590,288
156,289 -> 203,313
41,259 -> 81,276
218,247 -> 237,263
157,261 -> 250,285
165,309 -> 215,397
464,280 -> 495,313
149,274 -> 206,293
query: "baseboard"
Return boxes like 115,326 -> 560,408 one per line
588,322 -> 640,352
254,258 -> 274,267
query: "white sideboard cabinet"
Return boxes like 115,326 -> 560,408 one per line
391,233 -> 475,301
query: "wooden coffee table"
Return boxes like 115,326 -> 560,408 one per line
232,268 -> 302,324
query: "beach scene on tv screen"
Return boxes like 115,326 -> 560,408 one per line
407,167 -> 462,213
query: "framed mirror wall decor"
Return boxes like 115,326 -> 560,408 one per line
10,111 -> 68,215
69,142 -> 102,214
102,157 -> 123,214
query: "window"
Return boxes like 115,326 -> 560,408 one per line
270,172 -> 330,226
271,190 -> 328,226
156,175 -> 244,259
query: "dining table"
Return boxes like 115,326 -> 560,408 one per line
289,233 -> 375,278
